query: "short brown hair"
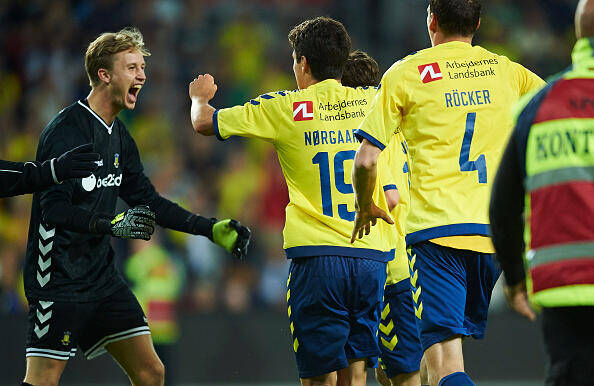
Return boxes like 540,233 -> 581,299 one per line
342,50 -> 380,88
288,17 -> 351,81
429,0 -> 481,37
85,27 -> 150,87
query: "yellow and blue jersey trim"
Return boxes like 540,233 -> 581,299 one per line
354,129 -> 386,150
406,223 -> 491,245
285,246 -> 395,263
213,109 -> 224,141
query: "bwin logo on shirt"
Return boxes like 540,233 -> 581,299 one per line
81,173 -> 123,192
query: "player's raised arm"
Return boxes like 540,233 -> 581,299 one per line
189,74 -> 217,136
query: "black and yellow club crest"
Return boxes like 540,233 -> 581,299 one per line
61,331 -> 71,346
114,153 -> 120,169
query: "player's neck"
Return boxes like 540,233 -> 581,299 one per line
431,34 -> 473,47
87,88 -> 121,125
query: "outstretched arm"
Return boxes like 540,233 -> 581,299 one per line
119,129 -> 252,259
0,160 -> 52,198
351,139 -> 393,243
189,74 -> 218,136
0,144 -> 99,198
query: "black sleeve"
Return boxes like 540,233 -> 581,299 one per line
489,132 -> 526,286
118,130 -> 214,238
37,127 -> 111,234
0,159 -> 56,198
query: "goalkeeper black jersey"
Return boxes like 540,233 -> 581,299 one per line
24,99 -> 163,302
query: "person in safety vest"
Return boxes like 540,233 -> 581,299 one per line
490,1 -> 594,385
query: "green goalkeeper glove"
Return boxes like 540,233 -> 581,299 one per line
211,219 -> 251,260
110,205 -> 156,240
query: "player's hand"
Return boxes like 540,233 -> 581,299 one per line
189,74 -> 217,102
110,205 -> 156,240
54,143 -> 100,182
503,280 -> 536,321
211,219 -> 251,260
350,200 -> 393,244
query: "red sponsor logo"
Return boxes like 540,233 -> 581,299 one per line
293,101 -> 314,121
418,62 -> 443,83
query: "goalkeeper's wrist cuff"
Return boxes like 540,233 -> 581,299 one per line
187,215 -> 216,239
89,214 -> 112,234
50,158 -> 61,184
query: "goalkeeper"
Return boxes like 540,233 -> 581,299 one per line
22,27 -> 250,386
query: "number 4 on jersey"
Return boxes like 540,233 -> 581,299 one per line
459,112 -> 487,184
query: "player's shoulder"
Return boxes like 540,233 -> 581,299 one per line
40,101 -> 83,140
38,101 -> 88,152
343,84 -> 379,99
384,50 -> 423,75
246,89 -> 295,107
471,44 -> 517,67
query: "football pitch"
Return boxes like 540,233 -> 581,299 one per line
57,382 -> 543,386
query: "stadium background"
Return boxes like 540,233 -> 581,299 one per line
0,0 -> 578,384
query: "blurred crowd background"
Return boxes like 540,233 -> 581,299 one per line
0,0 -> 580,370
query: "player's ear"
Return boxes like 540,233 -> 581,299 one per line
428,12 -> 438,34
476,18 -> 481,32
301,56 -> 311,75
97,68 -> 111,84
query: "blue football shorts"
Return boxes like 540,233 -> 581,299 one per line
286,255 -> 387,379
408,241 -> 501,351
378,280 -> 423,378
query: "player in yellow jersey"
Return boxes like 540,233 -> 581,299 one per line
350,1 -> 545,385
343,51 -> 423,386
188,17 -> 395,386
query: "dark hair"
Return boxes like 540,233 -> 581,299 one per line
429,0 -> 481,37
288,17 -> 351,81
342,50 -> 380,87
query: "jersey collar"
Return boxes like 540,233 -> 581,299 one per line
435,40 -> 472,49
572,37 -> 594,69
309,79 -> 341,89
77,99 -> 114,135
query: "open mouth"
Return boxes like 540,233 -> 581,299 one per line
127,84 -> 142,102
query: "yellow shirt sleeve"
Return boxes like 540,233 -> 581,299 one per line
511,61 -> 546,95
215,92 -> 287,143
378,145 -> 397,192
356,65 -> 406,149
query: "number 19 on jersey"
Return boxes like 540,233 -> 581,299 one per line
312,150 -> 356,221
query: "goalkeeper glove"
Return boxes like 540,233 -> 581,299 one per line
211,219 -> 251,260
52,143 -> 100,183
110,205 -> 156,240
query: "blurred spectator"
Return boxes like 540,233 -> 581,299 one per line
126,235 -> 184,385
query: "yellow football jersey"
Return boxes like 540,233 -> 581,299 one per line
357,41 -> 545,247
378,130 -> 411,285
215,79 -> 394,261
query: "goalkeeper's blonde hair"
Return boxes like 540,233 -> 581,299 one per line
85,27 -> 151,87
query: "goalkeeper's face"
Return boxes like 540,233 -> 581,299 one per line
108,48 -> 146,111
